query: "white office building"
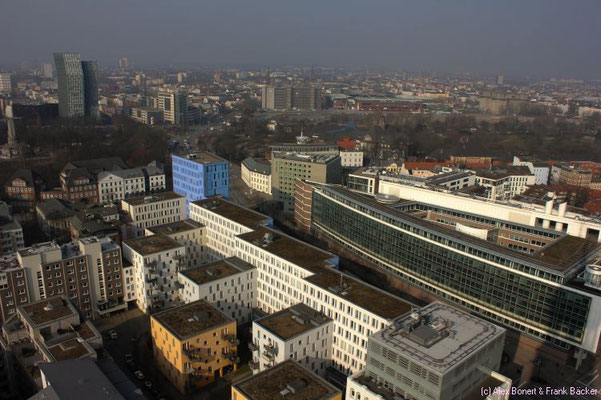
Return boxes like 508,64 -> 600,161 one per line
145,219 -> 210,268
241,158 -> 272,195
190,198 -> 415,375
120,192 -> 186,239
178,256 -> 256,324
513,156 -> 550,185
122,234 -> 185,313
378,179 -> 601,241
249,303 -> 333,377
189,197 -> 272,259
340,151 -> 364,168
346,302 -> 510,400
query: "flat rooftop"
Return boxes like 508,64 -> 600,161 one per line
233,359 -> 341,400
305,269 -> 413,319
124,234 -> 182,255
47,337 -> 94,361
18,241 -> 61,257
255,303 -> 332,340
152,300 -> 233,339
146,219 -> 203,236
373,302 -> 505,374
192,197 -> 271,229
37,359 -> 129,400
237,226 -> 335,273
19,297 -> 77,327
179,257 -> 254,285
173,152 -> 226,164
272,152 -> 338,164
122,191 -> 183,207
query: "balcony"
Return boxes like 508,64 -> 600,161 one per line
264,343 -> 277,356
183,346 -> 214,362
222,333 -> 239,346
262,351 -> 275,362
248,342 -> 258,351
249,360 -> 259,370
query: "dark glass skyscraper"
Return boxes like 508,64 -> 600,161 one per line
81,60 -> 99,118
54,53 -> 98,118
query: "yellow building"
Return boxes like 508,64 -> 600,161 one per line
151,300 -> 239,394
231,359 -> 342,400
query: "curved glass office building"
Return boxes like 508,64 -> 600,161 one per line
311,185 -> 601,353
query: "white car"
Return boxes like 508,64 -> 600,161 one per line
134,370 -> 145,380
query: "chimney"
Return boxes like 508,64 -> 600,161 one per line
558,202 -> 567,217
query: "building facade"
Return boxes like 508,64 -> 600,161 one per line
271,152 -> 342,212
122,234 -> 185,312
54,53 -> 98,118
250,303 -> 333,376
340,151 -> 364,168
346,302 -> 509,400
0,73 -> 12,94
120,192 -> 186,239
150,300 -> 238,394
189,198 -> 415,375
310,185 -> 601,359
241,157 -> 272,195
145,219 -> 209,268
178,257 -> 256,324
172,153 -> 229,208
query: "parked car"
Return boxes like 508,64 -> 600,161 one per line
134,370 -> 145,380
124,354 -> 133,364
144,381 -> 153,389
109,330 -> 118,339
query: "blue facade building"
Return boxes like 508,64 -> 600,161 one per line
172,153 -> 229,211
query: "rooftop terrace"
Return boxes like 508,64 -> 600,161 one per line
179,257 -> 254,285
192,197 -> 271,229
233,359 -> 340,400
255,303 -> 332,340
124,234 -> 182,255
152,300 -> 233,339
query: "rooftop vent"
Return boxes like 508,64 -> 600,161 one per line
188,311 -> 210,323
280,378 -> 308,396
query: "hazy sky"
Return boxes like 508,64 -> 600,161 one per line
2,0 -> 600,79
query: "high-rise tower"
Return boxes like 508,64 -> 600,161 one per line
54,52 -> 98,118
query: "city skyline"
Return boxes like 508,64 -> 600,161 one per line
1,0 -> 600,80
